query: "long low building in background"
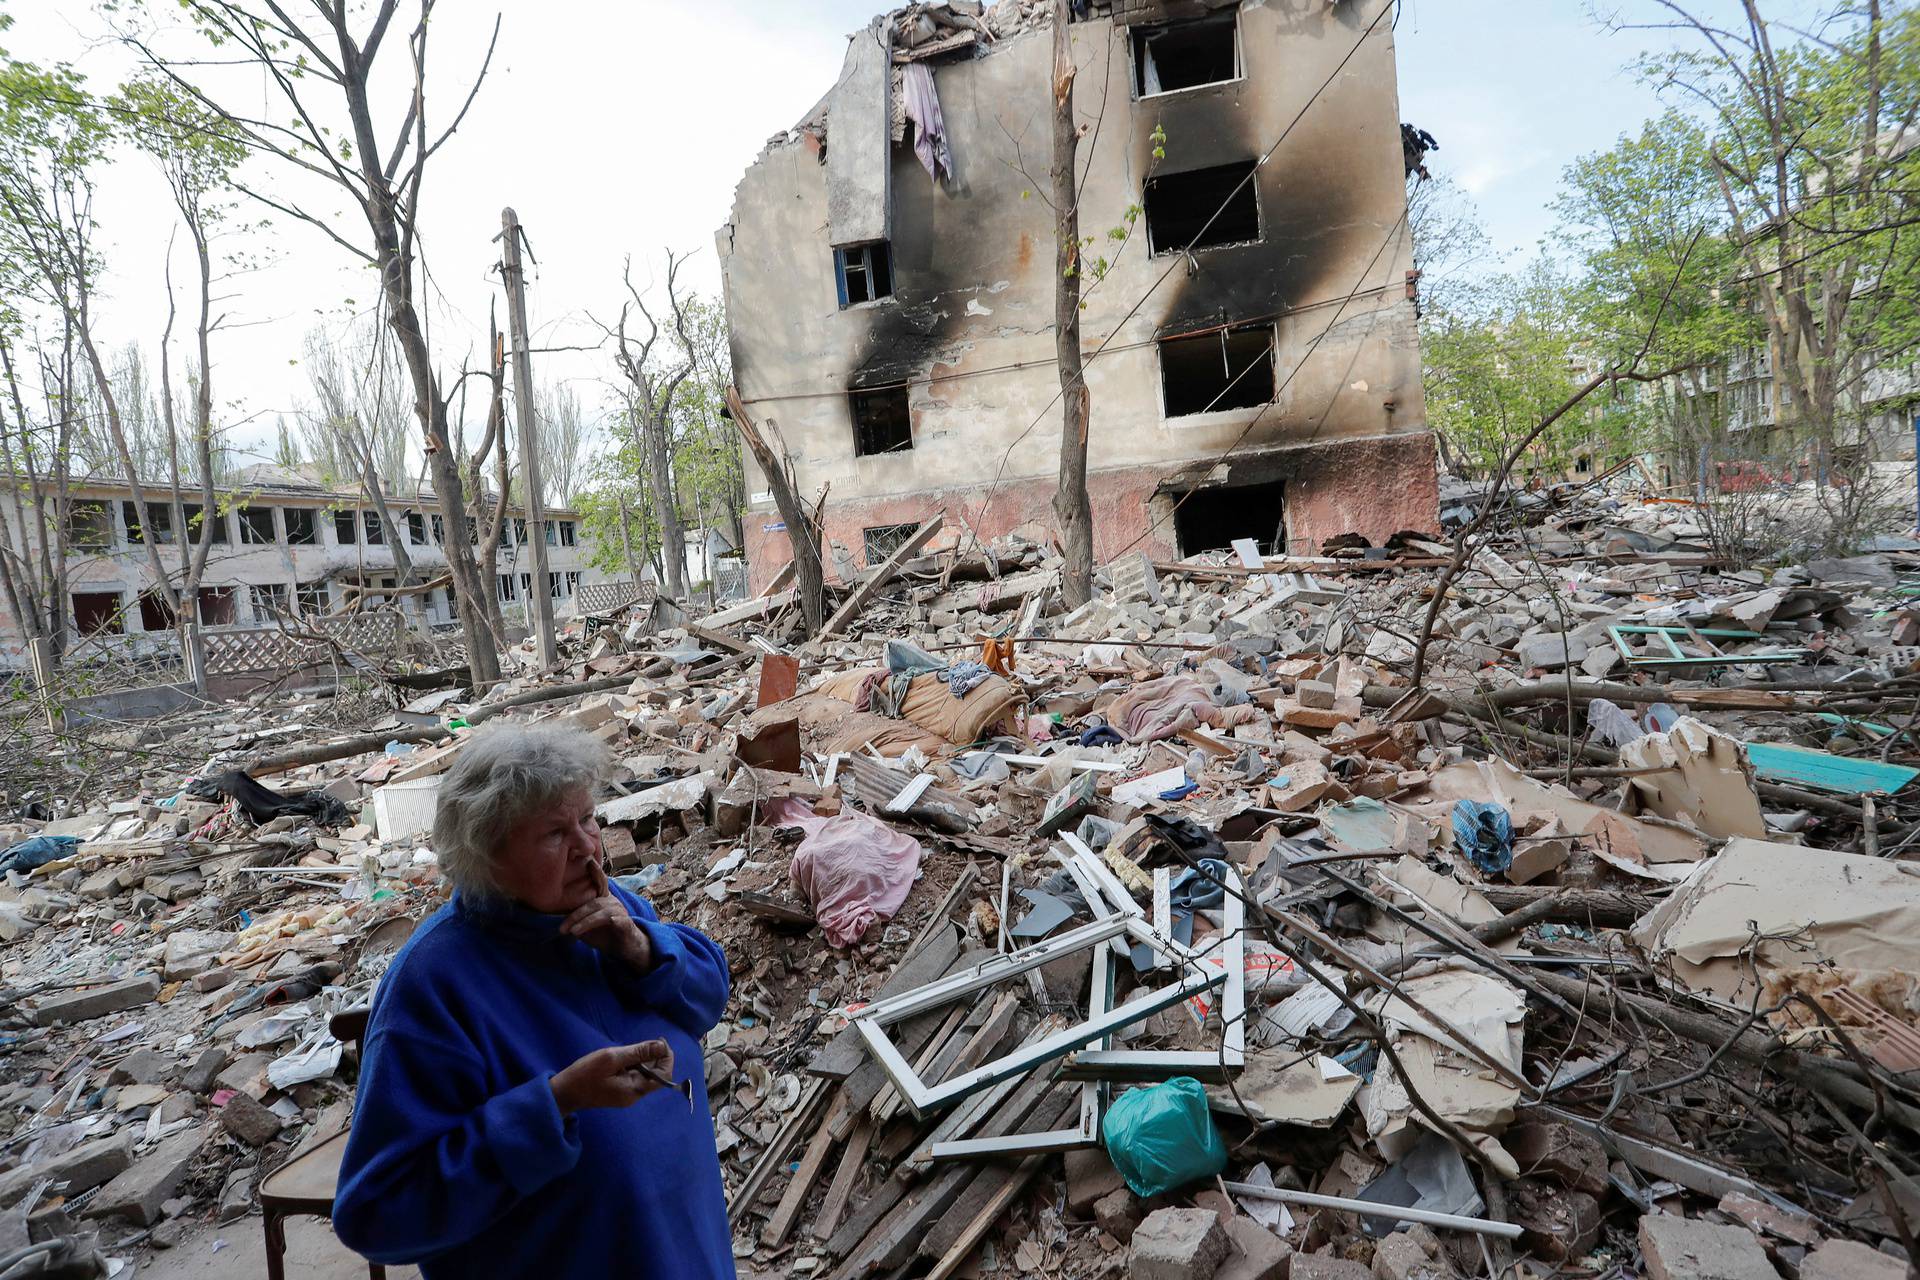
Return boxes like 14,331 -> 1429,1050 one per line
0,463 -> 614,668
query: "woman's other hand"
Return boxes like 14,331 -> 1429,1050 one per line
561,860 -> 653,974
549,1039 -> 675,1114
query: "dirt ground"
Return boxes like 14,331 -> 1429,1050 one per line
128,1216 -> 419,1279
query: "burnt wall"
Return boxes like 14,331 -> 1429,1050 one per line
718,0 -> 1429,567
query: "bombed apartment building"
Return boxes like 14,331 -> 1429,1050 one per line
719,0 -> 1436,591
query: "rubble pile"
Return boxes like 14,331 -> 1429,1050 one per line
3,471 -> 1919,1279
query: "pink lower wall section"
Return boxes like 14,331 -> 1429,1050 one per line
743,431 -> 1439,594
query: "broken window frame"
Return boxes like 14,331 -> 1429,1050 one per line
1608,624 -> 1808,669
1158,321 -> 1277,420
1131,7 -> 1243,99
834,241 -> 895,308
851,914 -> 1230,1120
849,385 -> 913,456
238,505 -> 277,545
283,508 -> 316,546
862,522 -> 921,565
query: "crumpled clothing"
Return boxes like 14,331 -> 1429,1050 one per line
1451,800 -> 1514,875
952,751 -> 1012,783
1078,724 -> 1124,748
1170,858 -> 1232,911
938,660 -> 992,699
981,637 -> 1017,675
0,834 -> 80,875
187,770 -> 351,828
1106,675 -> 1259,744
879,639 -> 948,718
900,62 -> 952,183
774,796 -> 923,948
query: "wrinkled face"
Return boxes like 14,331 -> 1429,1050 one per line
492,785 -> 602,914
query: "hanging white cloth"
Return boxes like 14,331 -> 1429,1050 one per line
901,62 -> 953,183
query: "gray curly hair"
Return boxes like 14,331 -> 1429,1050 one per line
431,724 -> 610,897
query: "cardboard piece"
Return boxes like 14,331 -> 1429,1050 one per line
1622,717 -> 1767,839
1631,838 -> 1920,1005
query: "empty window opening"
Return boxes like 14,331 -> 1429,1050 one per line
334,509 -> 358,544
512,517 -> 527,546
67,501 -> 112,550
407,511 -> 428,544
139,591 -> 177,632
363,511 -> 385,544
1134,10 -> 1240,96
196,586 -> 236,626
431,513 -> 446,544
239,506 -> 276,544
72,591 -> 123,635
863,522 -> 920,565
1173,478 -> 1286,557
559,521 -> 577,548
284,508 -> 316,545
850,386 -> 913,456
835,242 -> 894,307
1159,323 -> 1275,417
1144,160 -> 1260,255
183,503 -> 228,544
498,573 -> 521,603
122,501 -> 148,545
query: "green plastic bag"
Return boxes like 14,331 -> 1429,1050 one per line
1100,1077 -> 1227,1197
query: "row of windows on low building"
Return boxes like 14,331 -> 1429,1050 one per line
61,500 -> 578,552
68,581 -> 336,636
67,568 -> 588,637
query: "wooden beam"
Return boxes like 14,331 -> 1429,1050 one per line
822,515 -> 944,636
761,1090 -> 850,1247
812,1118 -> 873,1242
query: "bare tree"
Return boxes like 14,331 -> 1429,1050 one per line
536,381 -> 589,509
125,0 -> 508,683
1050,0 -> 1093,607
0,323 -> 85,659
299,324 -> 419,593
603,253 -> 697,601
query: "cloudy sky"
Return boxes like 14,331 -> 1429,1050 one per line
6,0 -> 1752,471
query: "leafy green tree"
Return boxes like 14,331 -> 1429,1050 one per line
1554,110 -> 1760,492
1623,1 -> 1920,463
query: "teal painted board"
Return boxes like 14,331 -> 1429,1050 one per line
1744,741 -> 1919,796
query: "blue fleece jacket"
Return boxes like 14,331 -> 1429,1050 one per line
332,883 -> 735,1278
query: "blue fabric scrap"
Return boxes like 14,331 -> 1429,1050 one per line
1451,800 -> 1513,874
0,835 -> 80,875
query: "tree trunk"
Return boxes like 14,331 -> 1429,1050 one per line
639,409 -> 688,599
333,43 -> 500,685
1049,0 -> 1094,608
725,387 -> 826,632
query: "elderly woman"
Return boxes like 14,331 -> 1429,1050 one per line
332,726 -> 734,1278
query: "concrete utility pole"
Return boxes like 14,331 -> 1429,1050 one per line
499,207 -> 559,669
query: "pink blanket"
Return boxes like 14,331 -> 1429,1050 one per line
772,796 -> 923,948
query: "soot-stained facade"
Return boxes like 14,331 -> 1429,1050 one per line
719,0 -> 1437,592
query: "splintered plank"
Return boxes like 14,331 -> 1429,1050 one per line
760,1089 -> 851,1247
920,1089 -> 1077,1267
822,516 -> 944,636
812,1118 -> 873,1242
